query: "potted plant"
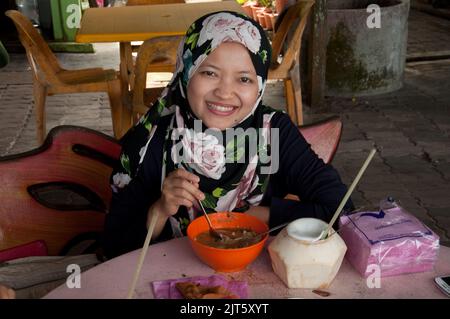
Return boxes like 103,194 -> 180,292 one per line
259,0 -> 278,30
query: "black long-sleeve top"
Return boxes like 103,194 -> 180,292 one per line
102,112 -> 353,258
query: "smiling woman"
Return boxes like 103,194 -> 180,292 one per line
102,10 -> 353,259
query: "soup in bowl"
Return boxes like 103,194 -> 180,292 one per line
187,212 -> 269,272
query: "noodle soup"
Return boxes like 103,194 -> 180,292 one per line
195,227 -> 261,249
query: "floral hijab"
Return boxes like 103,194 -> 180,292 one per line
111,11 -> 279,237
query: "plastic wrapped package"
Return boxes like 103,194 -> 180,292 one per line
152,275 -> 248,299
339,201 -> 440,278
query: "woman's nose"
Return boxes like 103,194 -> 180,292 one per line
214,79 -> 234,99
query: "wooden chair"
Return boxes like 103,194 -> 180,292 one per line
123,0 -> 183,89
125,36 -> 182,128
5,10 -> 124,144
0,126 -> 121,256
269,0 -> 315,126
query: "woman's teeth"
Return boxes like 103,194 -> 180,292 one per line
207,103 -> 236,114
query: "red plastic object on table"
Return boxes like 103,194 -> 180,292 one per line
0,240 -> 48,263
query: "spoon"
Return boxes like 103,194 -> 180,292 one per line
255,222 -> 289,239
197,194 -> 226,241
180,162 -> 224,241
232,222 -> 290,245
313,148 -> 377,242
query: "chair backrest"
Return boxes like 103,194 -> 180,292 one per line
5,10 -> 62,86
0,126 -> 121,256
270,0 -> 314,76
0,240 -> 48,263
282,116 -> 342,201
131,36 -> 181,118
299,116 -> 342,164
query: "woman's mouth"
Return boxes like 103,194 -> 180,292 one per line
206,102 -> 238,116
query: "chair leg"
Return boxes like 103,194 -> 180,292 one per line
33,80 -> 47,144
284,79 -> 298,126
107,79 -> 126,139
290,67 -> 304,125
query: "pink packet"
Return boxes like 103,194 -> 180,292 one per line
339,204 -> 440,278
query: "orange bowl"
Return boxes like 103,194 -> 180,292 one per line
187,212 -> 269,272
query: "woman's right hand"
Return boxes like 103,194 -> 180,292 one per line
153,168 -> 205,218
0,285 -> 15,299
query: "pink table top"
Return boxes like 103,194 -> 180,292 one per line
44,237 -> 450,299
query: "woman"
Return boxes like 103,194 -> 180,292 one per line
0,284 -> 15,299
102,11 -> 352,259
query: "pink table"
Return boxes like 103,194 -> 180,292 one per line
44,237 -> 450,299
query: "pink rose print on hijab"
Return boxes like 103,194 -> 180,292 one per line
171,129 -> 226,180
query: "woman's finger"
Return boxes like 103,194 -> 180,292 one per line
165,177 -> 204,200
172,168 -> 200,184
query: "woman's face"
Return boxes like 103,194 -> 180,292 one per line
187,42 -> 259,130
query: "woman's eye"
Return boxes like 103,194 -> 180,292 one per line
202,71 -> 216,77
240,77 -> 253,84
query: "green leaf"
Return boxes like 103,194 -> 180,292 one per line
202,193 -> 217,210
179,217 -> 190,230
144,122 -> 152,132
212,187 -> 224,198
186,32 -> 199,50
156,98 -> 165,114
235,147 -> 245,162
186,22 -> 195,35
120,154 -> 131,175
259,49 -> 268,64
225,133 -> 246,153
140,113 -> 148,125
260,176 -> 270,193
204,45 -> 212,55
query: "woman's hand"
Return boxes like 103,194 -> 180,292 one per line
153,168 -> 205,218
0,285 -> 15,299
246,205 -> 270,224
148,168 -> 205,239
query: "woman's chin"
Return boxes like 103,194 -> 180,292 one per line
203,119 -> 233,131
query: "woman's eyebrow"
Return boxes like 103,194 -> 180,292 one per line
199,63 -> 219,70
200,64 -> 255,74
237,70 -> 256,75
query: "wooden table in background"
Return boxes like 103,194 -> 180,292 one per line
77,4 -> 243,97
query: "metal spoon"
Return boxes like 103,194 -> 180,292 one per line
196,196 -> 226,241
232,222 -> 290,245
180,163 -> 224,241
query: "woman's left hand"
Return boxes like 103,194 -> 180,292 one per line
0,285 -> 15,299
246,206 -> 270,224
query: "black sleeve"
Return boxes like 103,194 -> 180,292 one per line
101,121 -> 173,259
265,113 -> 354,229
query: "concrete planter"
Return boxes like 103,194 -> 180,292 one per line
325,0 -> 410,97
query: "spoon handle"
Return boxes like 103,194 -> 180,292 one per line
179,163 -> 218,233
259,222 -> 289,236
